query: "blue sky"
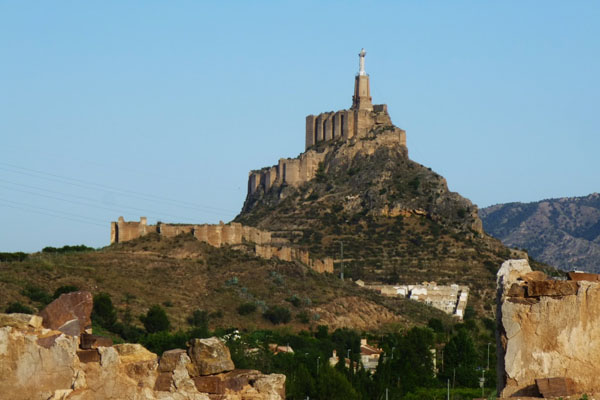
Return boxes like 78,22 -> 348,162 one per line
1,2 -> 599,252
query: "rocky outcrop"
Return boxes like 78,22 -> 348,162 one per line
0,315 -> 285,400
496,259 -> 600,397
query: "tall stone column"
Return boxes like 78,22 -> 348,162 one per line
352,48 -> 373,111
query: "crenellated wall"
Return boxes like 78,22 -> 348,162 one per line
248,149 -> 327,196
304,104 -> 393,150
110,218 -> 331,274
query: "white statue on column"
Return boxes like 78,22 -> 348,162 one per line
358,48 -> 366,76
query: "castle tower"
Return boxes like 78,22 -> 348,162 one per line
351,48 -> 373,111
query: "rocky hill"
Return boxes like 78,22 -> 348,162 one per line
0,234 -> 453,333
236,120 -> 534,315
480,193 -> 600,272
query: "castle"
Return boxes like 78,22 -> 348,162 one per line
247,49 -> 407,197
110,50 -> 407,276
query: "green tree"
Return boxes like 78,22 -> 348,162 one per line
442,329 -> 479,387
140,305 -> 171,333
316,364 -> 360,400
92,292 -> 117,329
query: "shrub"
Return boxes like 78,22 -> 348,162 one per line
42,244 -> 94,254
187,309 -> 209,327
263,306 -> 291,324
92,292 -> 117,329
286,295 -> 301,308
0,252 -> 28,262
296,311 -> 310,324
21,285 -> 52,305
53,285 -> 79,299
5,302 -> 34,314
140,305 -> 171,333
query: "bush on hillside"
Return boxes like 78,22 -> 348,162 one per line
140,305 -> 171,333
53,285 -> 79,299
21,285 -> 52,305
5,302 -> 34,314
237,302 -> 257,315
92,292 -> 117,329
263,306 -> 291,325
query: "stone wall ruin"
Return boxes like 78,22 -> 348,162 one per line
111,217 -> 333,274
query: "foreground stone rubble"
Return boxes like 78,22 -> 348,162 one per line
0,292 -> 285,400
497,260 -> 600,398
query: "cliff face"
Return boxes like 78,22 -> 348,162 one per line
481,193 -> 600,272
496,260 -> 600,398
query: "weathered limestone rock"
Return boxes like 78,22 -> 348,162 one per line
497,259 -> 600,397
0,312 -> 43,329
39,291 -> 93,334
188,337 -> 235,376
0,325 -> 283,400
0,327 -> 79,400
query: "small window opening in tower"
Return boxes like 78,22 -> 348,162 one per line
341,114 -> 345,136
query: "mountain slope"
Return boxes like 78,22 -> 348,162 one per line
0,233 -> 454,332
236,128 -> 529,315
480,193 -> 600,272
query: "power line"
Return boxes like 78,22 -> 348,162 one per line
0,161 -> 238,215
0,198 -> 106,228
0,179 -> 231,221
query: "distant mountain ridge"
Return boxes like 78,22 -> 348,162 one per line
480,193 -> 600,272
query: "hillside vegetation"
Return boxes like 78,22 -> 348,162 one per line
0,234 -> 453,333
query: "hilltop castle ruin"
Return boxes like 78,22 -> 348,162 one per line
247,49 -> 407,197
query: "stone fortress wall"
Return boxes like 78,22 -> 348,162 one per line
111,217 -> 333,274
247,49 -> 406,198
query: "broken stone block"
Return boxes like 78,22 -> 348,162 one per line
535,377 -> 576,398
568,271 -> 600,281
57,318 -> 80,336
192,375 -> 225,394
114,343 -> 158,364
80,333 -> 113,349
159,348 -> 187,372
187,337 -> 235,376
39,291 -> 93,334
521,270 -> 548,282
154,372 -> 173,392
37,333 -> 62,349
507,283 -> 526,297
527,280 -> 578,297
77,349 -> 100,363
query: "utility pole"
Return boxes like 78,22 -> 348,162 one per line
317,356 -> 320,375
447,379 -> 450,400
487,342 -> 492,370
